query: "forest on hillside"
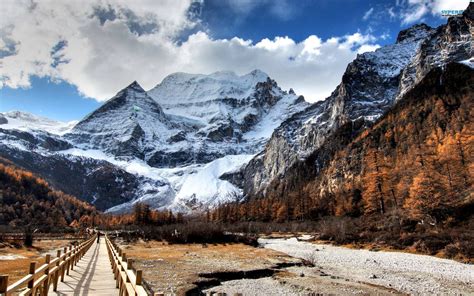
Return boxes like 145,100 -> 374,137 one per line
0,159 -> 97,229
214,64 -> 473,222
208,63 -> 474,259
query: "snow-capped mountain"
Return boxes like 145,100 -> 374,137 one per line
241,6 -> 473,198
0,111 -> 77,135
67,81 -> 188,161
67,71 -> 307,169
148,69 -> 304,146
1,4 -> 471,213
0,70 -> 307,212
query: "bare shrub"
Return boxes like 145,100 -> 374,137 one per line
304,249 -> 319,267
316,217 -> 356,244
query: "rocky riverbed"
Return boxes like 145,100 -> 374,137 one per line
204,237 -> 474,295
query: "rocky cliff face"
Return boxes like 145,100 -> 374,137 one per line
211,63 -> 473,250
397,7 -> 474,101
260,62 -> 472,220
242,7 -> 473,199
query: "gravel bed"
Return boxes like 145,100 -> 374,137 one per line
259,238 -> 474,295
203,277 -> 303,296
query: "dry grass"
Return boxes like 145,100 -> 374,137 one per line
0,239 -> 75,284
119,240 -> 300,295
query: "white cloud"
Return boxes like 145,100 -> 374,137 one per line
363,8 -> 374,21
0,0 -> 380,103
388,7 -> 397,19
399,0 -> 470,24
357,44 -> 381,54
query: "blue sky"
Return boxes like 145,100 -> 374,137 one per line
0,0 -> 469,121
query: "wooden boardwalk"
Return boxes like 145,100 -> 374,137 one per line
49,237 -> 118,296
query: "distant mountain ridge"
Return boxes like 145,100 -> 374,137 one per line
0,111 -> 77,135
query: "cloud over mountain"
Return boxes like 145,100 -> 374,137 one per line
0,0 -> 380,102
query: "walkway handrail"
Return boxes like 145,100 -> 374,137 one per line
105,235 -> 147,296
0,234 -> 96,296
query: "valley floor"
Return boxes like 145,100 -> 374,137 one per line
121,236 -> 474,295
208,237 -> 473,295
0,239 -> 76,283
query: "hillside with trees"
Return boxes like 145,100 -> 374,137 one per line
0,158 -> 98,229
211,63 -> 473,258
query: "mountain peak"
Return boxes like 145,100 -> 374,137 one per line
245,69 -> 269,81
248,69 -> 267,76
124,80 -> 145,92
464,1 -> 474,19
149,69 -> 271,104
396,23 -> 433,44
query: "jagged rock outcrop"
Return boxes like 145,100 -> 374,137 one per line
242,7 -> 473,199
264,63 -> 473,219
214,63 -> 473,238
397,6 -> 474,101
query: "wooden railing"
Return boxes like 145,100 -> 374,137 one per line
0,235 -> 96,296
105,235 -> 147,296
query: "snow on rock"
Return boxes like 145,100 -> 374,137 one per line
0,70 -> 307,212
459,58 -> 474,69
52,70 -> 306,212
0,111 -> 77,135
58,148 -> 254,213
148,69 -> 308,148
148,70 -> 269,105
173,154 -> 254,208
67,81 -> 183,156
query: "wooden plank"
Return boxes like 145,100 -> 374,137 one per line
5,274 -> 32,293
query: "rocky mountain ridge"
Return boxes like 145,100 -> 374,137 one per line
241,6 -> 473,199
0,70 -> 307,212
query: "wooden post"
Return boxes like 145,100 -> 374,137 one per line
53,250 -> 61,291
66,246 -> 71,275
71,246 -> 75,270
27,261 -> 36,293
0,275 -> 8,296
61,247 -> 67,281
126,259 -> 132,283
42,254 -> 51,295
136,270 -> 142,285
